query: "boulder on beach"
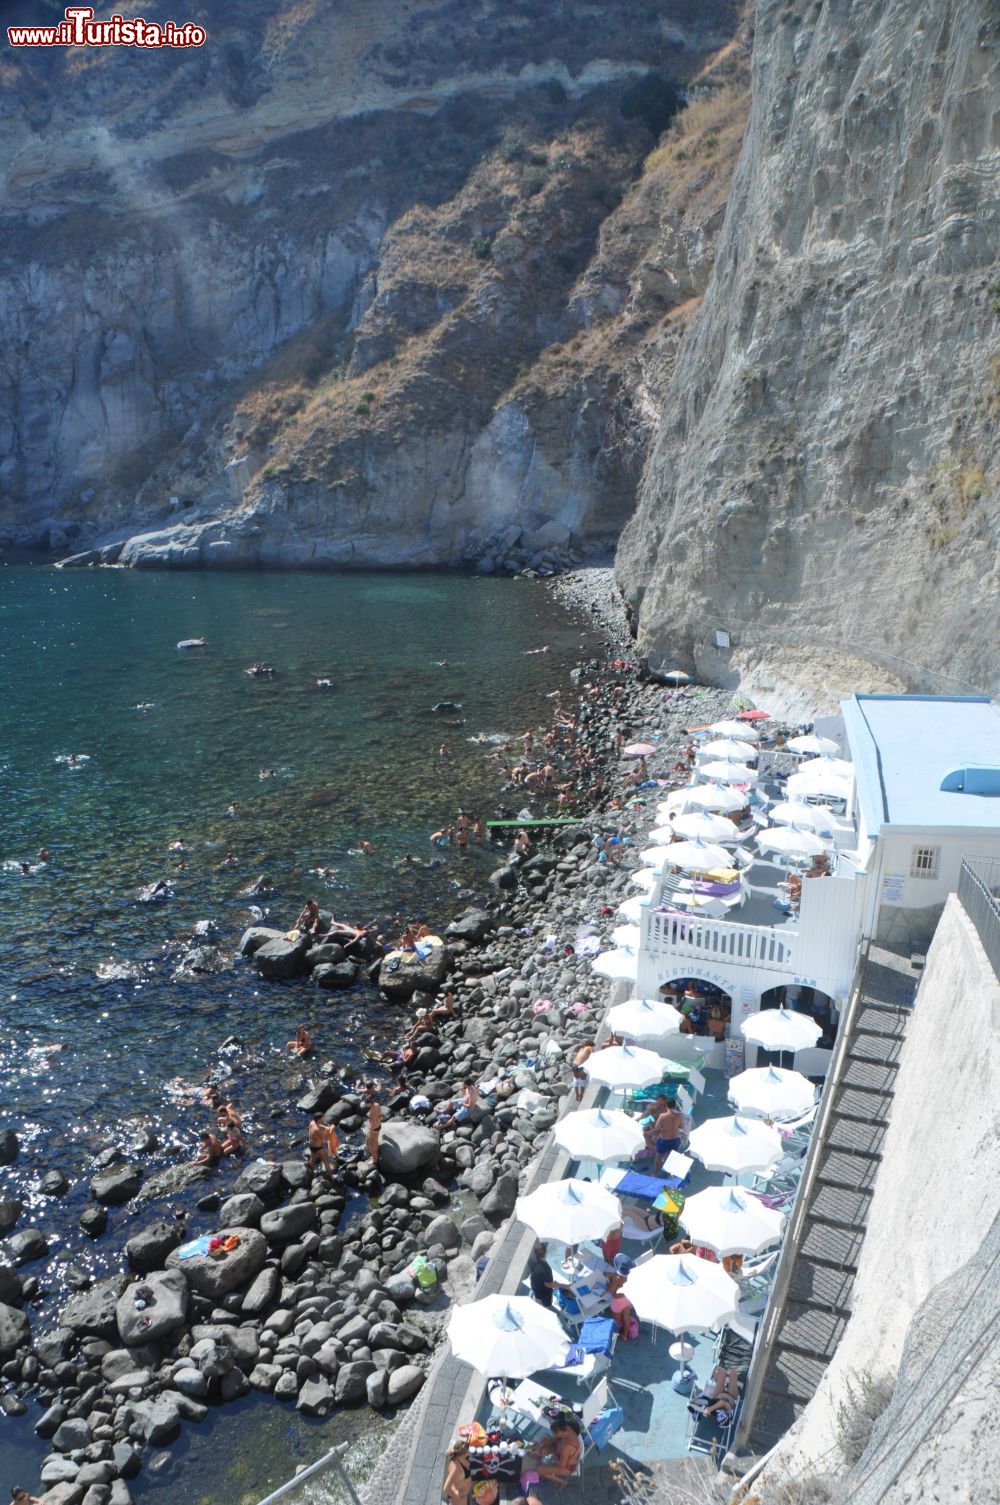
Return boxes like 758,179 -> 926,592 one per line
165,1226 -> 266,1298
445,910 -> 495,944
378,1123 -> 440,1178
90,1163 -> 143,1205
234,1161 -> 283,1201
0,1301 -> 30,1359
125,1219 -> 183,1273
252,934 -> 312,979
0,1199 -> 22,1235
136,1163 -> 210,1202
238,926 -> 284,957
378,943 -> 451,999
7,1228 -> 48,1265
313,961 -> 359,989
116,1269 -> 188,1346
61,1275 -> 129,1340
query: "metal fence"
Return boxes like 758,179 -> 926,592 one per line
957,857 -> 1000,982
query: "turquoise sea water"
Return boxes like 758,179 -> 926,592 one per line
0,565 -> 601,1500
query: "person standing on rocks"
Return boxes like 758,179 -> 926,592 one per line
307,1114 -> 332,1173
365,1096 -> 382,1163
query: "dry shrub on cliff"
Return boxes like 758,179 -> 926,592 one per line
835,1370 -> 895,1466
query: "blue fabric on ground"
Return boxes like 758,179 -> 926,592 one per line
177,1235 -> 212,1259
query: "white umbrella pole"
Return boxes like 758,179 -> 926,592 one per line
671,1327 -> 695,1392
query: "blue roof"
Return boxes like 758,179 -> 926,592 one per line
841,694 -> 1000,833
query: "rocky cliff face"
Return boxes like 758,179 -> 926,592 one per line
617,0 -> 1000,696
0,0 -> 746,570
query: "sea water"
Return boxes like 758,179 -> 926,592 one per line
0,565 -> 602,1500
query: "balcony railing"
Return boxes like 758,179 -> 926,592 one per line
957,856 -> 1000,983
646,910 -> 796,969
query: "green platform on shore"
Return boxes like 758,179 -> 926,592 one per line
485,817 -> 580,830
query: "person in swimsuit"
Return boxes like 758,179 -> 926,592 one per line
194,1130 -> 223,1166
607,1271 -> 634,1339
286,1025 -> 313,1058
443,1439 -> 471,1503
307,1115 -> 331,1172
653,1101 -> 685,1174
531,1417 -> 583,1482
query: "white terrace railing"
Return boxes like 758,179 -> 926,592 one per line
645,909 -> 797,970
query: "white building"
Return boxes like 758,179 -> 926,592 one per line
630,694 -> 1000,1075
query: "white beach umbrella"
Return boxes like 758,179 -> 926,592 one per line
708,719 -> 759,742
584,1043 -> 665,1090
787,770 -> 851,803
798,756 -> 853,781
616,896 -> 645,925
515,1177 -> 622,1244
699,739 -> 756,763
448,1295 -> 570,1379
679,1187 -> 785,1258
623,1255 -> 739,1336
660,840 -> 733,872
729,1065 -> 816,1121
757,825 -> 829,859
607,996 -> 684,1040
611,924 -> 642,953
671,810 -> 739,843
786,733 -> 839,757
629,868 -> 658,894
591,950 -> 637,981
640,844 -> 676,869
699,761 -> 758,786
555,1107 -> 646,1164
741,1007 -> 823,1052
647,824 -> 681,844
684,784 -> 746,814
768,800 -> 833,832
687,1115 -> 784,1176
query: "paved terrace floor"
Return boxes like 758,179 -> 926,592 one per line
396,1070 -> 747,1505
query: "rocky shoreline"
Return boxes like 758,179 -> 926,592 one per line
0,580 -> 735,1505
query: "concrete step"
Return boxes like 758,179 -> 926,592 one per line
801,1219 -> 866,1269
763,1345 -> 830,1404
808,1181 -> 873,1228
833,1085 -> 894,1123
750,1390 -> 801,1451
817,1148 -> 882,1192
850,1030 -> 905,1066
827,1115 -> 888,1157
854,1002 -> 910,1038
788,1258 -> 855,1313
842,1057 -> 899,1094
779,1300 -> 849,1357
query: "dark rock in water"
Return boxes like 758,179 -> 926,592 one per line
313,961 -> 358,990
238,926 -> 283,957
125,1220 -> 182,1274
240,1265 -> 279,1318
112,1442 -> 141,1479
35,1401 -> 68,1438
445,909 -> 495,944
378,1124 -> 440,1178
296,1376 -> 333,1415
296,1081 -> 339,1115
34,1329 -> 76,1369
136,880 -> 171,905
196,1191 -> 220,1212
480,1172 -> 518,1221
90,1164 -> 142,1206
218,1193 -> 265,1230
174,944 -> 231,977
379,945 -> 451,1000
253,935 -> 311,980
303,943 -> 347,970
165,1226 -> 266,1298
120,1395 -> 181,1445
0,1392 -> 26,1417
279,1159 -> 310,1190
7,1228 -> 48,1266
0,1267 -> 20,1311
234,1162 -> 282,1202
0,1129 -> 19,1165
136,1163 -> 209,1202
430,701 -> 463,713
116,1269 -> 188,1345
39,1170 -> 70,1197
386,1364 -> 425,1404
238,875 -> 275,899
489,865 -> 518,891
0,1301 -> 30,1359
60,1276 -> 128,1340
0,1199 -> 22,1234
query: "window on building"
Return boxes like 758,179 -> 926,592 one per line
910,845 -> 940,880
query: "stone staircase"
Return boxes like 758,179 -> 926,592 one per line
748,948 -> 917,1452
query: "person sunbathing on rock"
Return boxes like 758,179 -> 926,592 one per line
194,1130 -> 224,1165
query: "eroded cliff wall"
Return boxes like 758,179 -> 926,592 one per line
617,0 -> 1000,695
0,0 -> 747,569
